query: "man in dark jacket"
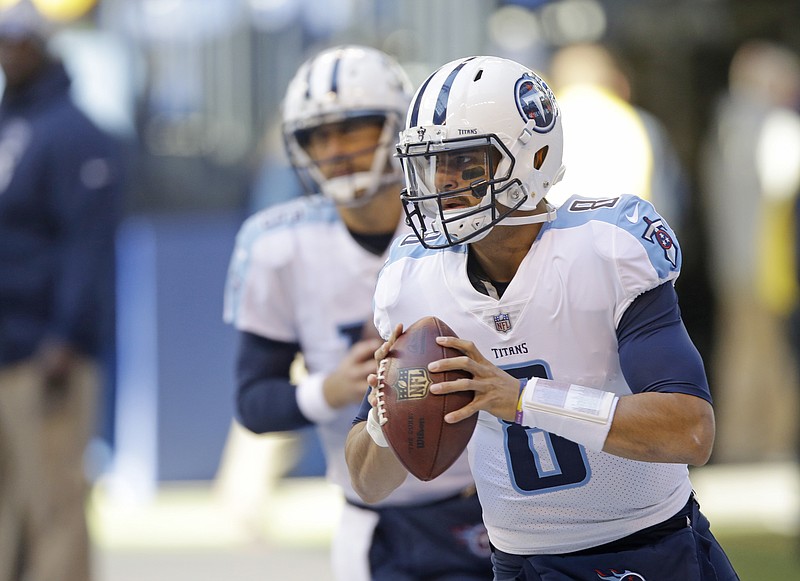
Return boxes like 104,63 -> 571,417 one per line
0,3 -> 123,580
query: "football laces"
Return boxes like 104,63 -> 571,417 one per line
376,358 -> 389,425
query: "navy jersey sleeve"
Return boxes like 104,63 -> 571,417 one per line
616,283 -> 712,403
235,330 -> 312,432
353,391 -> 371,425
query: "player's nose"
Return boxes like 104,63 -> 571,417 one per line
435,168 -> 461,192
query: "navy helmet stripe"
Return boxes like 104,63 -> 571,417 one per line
330,52 -> 342,94
432,57 -> 475,125
409,72 -> 436,128
304,58 -> 315,99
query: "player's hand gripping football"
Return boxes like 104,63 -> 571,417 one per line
428,336 -> 520,424
323,329 -> 384,409
365,323 -> 403,409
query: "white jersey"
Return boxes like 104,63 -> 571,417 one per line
224,194 -> 474,506
374,194 -> 693,554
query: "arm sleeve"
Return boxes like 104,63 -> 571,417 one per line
235,330 -> 312,433
352,391 -> 371,426
617,282 -> 712,403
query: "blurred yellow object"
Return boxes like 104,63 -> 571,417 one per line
757,197 -> 799,316
550,84 -> 653,207
0,0 -> 96,22
755,108 -> 800,316
34,0 -> 96,21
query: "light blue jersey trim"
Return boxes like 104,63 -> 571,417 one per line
545,194 -> 681,279
386,232 -> 467,264
249,194 -> 340,234
225,195 -> 340,324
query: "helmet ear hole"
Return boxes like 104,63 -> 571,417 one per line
533,145 -> 549,170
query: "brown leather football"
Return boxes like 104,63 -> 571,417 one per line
377,316 -> 476,481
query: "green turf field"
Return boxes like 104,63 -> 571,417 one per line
717,532 -> 799,580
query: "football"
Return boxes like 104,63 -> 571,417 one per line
377,316 -> 477,481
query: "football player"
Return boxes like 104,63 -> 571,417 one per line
223,46 -> 491,580
346,56 -> 739,580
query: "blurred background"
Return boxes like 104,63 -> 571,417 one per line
8,0 -> 800,579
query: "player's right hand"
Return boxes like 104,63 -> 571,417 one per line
429,335 -> 520,424
323,337 -> 384,408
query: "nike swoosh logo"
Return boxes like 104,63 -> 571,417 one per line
625,203 -> 639,223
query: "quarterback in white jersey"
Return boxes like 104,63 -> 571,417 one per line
374,193 -> 693,553
224,46 -> 491,581
346,56 -> 738,580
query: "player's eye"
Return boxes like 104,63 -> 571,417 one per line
462,166 -> 486,181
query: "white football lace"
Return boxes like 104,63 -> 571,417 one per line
376,358 -> 388,425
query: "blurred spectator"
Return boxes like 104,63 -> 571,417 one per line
700,39 -> 800,463
0,2 -> 123,580
793,184 -> 800,461
547,42 -> 689,234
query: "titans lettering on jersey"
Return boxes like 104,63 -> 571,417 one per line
373,194 -> 691,554
491,343 -> 528,358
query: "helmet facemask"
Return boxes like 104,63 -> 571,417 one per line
399,133 -> 559,249
399,134 -> 530,247
286,112 -> 404,207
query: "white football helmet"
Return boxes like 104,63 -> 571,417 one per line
397,56 -> 566,248
282,45 -> 413,206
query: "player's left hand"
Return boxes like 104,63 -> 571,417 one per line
323,336 -> 384,409
366,323 -> 403,408
428,336 -> 520,424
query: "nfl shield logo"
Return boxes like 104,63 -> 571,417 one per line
494,313 -> 512,333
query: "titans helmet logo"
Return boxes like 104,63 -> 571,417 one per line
515,73 -> 557,132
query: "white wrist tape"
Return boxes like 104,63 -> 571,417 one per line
366,407 -> 389,448
296,372 -> 338,423
520,378 -> 618,452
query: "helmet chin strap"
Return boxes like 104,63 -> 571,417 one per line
321,117 -> 401,207
456,202 -> 556,244
325,171 -> 402,207
323,172 -> 376,205
430,193 -> 557,245
499,203 -> 558,225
